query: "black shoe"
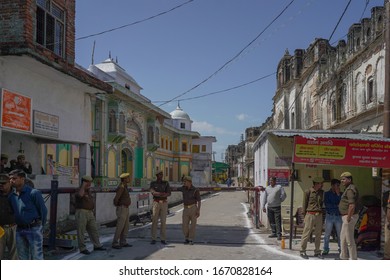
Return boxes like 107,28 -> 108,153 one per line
277,236 -> 282,241
300,252 -> 309,259
94,246 -> 106,251
184,239 -> 190,244
161,240 -> 167,245
112,245 -> 122,249
121,243 -> 132,248
80,249 -> 91,255
314,253 -> 324,259
322,249 -> 329,255
189,240 -> 194,245
268,234 -> 277,238
150,240 -> 156,245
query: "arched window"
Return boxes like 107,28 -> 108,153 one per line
147,126 -> 154,144
109,110 -> 116,133
119,112 -> 125,133
367,76 -> 374,103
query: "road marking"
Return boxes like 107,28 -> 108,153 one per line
241,203 -> 301,259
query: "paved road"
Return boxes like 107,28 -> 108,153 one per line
51,190 -> 300,260
46,190 -> 380,260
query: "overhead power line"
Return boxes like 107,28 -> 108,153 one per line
158,0 -> 297,108
76,0 -> 195,41
152,72 -> 276,103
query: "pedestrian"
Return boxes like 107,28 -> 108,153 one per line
299,177 -> 325,259
322,178 -> 342,255
0,174 -> 17,260
338,171 -> 360,260
75,175 -> 106,255
0,154 -> 11,173
384,192 -> 390,260
261,177 -> 286,240
12,155 -> 32,174
150,170 -> 171,245
112,173 -> 132,249
179,176 -> 201,245
8,169 -> 47,259
226,177 -> 232,187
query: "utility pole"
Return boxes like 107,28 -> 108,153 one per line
385,0 -> 390,138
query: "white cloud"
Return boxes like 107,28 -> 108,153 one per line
236,113 -> 249,121
192,121 -> 234,135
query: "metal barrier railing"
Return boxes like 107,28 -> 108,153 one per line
41,181 -> 262,249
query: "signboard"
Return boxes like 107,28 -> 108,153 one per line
33,110 -> 59,138
267,169 -> 290,187
1,89 -> 32,132
293,136 -> 390,168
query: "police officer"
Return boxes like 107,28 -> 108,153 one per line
112,173 -> 132,249
0,174 -> 17,259
75,175 -> 106,255
179,176 -> 201,245
338,171 -> 359,260
299,177 -> 324,259
150,171 -> 171,245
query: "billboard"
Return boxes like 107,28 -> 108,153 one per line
293,136 -> 390,168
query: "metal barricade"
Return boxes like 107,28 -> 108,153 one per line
133,192 -> 151,226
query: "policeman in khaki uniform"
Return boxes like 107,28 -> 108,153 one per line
75,175 -> 106,255
300,177 -> 324,259
112,173 -> 132,249
150,171 -> 171,245
0,174 -> 17,260
179,176 -> 201,245
338,171 -> 359,260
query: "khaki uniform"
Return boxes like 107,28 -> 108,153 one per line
180,185 -> 201,241
300,187 -> 324,254
75,188 -> 103,251
112,183 -> 131,247
0,192 -> 17,260
338,184 -> 359,260
150,180 -> 171,241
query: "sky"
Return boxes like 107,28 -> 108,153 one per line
74,0 -> 386,162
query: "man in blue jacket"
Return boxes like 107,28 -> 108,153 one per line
8,169 -> 47,259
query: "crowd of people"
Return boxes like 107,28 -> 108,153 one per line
1,165 -> 389,260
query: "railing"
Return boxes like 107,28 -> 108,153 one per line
41,181 -> 262,249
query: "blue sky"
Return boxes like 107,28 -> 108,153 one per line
75,0 -> 385,161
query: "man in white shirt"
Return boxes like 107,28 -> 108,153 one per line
261,177 -> 287,240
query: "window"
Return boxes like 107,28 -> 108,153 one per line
182,142 -> 187,152
367,77 -> 374,103
180,122 -> 186,129
147,126 -> 154,144
193,145 -> 200,153
109,110 -> 116,133
201,145 -> 206,152
36,0 -> 65,57
119,112 -> 125,133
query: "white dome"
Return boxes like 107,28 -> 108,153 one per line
170,104 -> 190,120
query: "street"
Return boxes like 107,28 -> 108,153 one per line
52,190 -> 300,260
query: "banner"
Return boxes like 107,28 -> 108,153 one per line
1,89 -> 32,132
293,136 -> 390,168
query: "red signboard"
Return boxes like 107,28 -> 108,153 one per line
293,136 -> 390,168
1,89 -> 32,132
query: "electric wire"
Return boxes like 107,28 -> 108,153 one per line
75,0 -> 195,41
157,0 -> 297,108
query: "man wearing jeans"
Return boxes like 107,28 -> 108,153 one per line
8,169 -> 47,260
261,177 -> 286,240
322,179 -> 342,255
339,172 -> 359,260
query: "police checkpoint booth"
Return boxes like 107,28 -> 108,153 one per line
253,129 -> 390,251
